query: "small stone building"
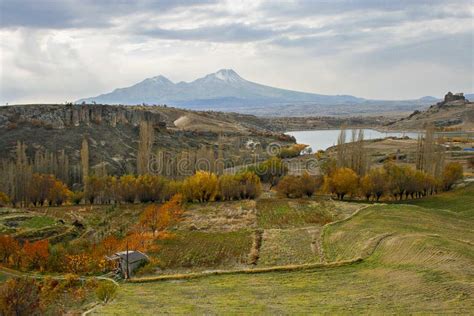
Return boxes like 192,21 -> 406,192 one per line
106,250 -> 149,278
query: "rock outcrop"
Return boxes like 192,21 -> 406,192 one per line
0,104 -> 167,130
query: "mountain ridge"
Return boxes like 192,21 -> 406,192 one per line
77,69 -> 450,116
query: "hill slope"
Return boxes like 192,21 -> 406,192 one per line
386,95 -> 474,130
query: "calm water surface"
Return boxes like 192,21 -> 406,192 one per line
286,129 -> 420,151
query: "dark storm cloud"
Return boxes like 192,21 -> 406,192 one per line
0,0 -> 217,29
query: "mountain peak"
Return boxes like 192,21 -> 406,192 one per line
211,69 -> 242,82
145,75 -> 173,84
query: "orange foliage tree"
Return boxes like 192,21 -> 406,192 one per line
0,235 -> 20,264
22,240 -> 49,271
140,194 -> 183,236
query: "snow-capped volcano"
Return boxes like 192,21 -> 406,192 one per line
211,69 -> 243,83
77,69 -> 364,108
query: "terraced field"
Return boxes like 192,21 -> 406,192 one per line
96,185 -> 474,314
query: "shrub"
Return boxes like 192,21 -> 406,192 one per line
95,282 -> 117,303
0,278 -> 41,315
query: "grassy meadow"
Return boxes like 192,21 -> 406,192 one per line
95,185 -> 474,314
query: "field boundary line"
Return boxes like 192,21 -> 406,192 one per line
128,257 -> 364,283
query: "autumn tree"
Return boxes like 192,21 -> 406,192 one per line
276,175 -> 304,198
182,171 -> 218,202
136,174 -> 167,203
442,162 -> 463,191
117,175 -> 138,203
22,240 -> 49,271
359,168 -> 387,201
47,178 -> 72,206
0,278 -> 42,316
140,194 -> 183,236
235,171 -> 262,199
218,174 -> 240,200
0,192 -> 10,207
0,235 -> 20,264
323,167 -> 358,200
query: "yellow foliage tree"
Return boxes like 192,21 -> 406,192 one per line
182,171 -> 218,202
324,168 -> 358,200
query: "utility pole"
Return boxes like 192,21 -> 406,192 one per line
126,241 -> 130,279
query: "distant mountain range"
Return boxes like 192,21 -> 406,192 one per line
77,69 -> 468,116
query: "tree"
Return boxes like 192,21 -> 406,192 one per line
0,278 -> 41,316
47,179 -> 72,206
384,163 -> 413,200
276,175 -> 303,198
0,235 -> 20,264
136,174 -> 167,203
324,168 -> 358,200
140,194 -> 183,236
81,136 -> 89,189
22,240 -> 49,271
118,175 -> 138,203
235,171 -> 262,199
218,174 -> 240,200
247,157 -> 288,187
0,192 -> 10,207
182,171 -> 218,202
442,162 -> 463,191
299,172 -> 319,197
137,120 -> 154,175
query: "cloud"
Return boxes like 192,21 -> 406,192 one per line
138,23 -> 276,42
0,0 -> 472,103
0,0 -> 217,29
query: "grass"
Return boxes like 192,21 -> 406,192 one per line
258,228 -> 321,266
150,230 -> 253,271
21,216 -> 56,229
405,184 -> 474,216
256,198 -> 334,229
96,258 -> 473,314
95,186 -> 474,314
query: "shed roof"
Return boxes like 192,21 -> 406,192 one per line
106,250 -> 149,263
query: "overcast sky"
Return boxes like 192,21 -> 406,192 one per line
0,0 -> 473,104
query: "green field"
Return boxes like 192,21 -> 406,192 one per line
95,186 -> 474,314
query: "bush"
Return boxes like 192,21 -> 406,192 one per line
95,282 -> 117,303
0,278 -> 41,315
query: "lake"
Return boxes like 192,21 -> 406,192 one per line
286,129 -> 421,151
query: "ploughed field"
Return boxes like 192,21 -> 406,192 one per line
94,185 -> 474,314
